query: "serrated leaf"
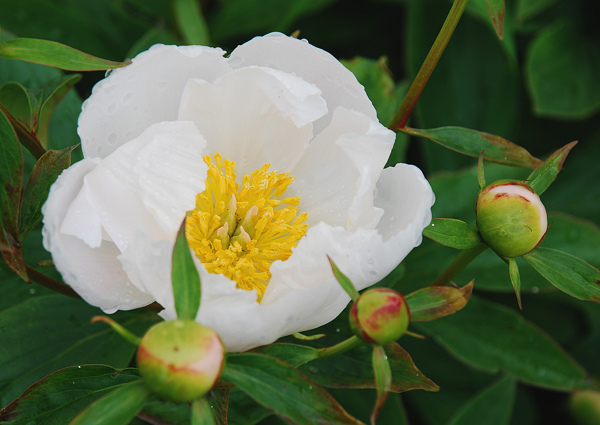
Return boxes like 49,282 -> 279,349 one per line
0,38 -> 130,71
423,218 -> 482,249
69,380 -> 149,425
191,397 -> 215,425
0,82 -> 32,125
447,376 -> 516,425
406,280 -> 473,322
0,365 -> 141,424
484,0 -> 505,40
371,345 -> 391,425
19,145 -> 77,239
328,256 -> 359,301
174,0 -> 210,46
172,220 -> 201,320
0,107 -> 26,281
526,141 -> 577,196
221,353 -> 365,425
523,247 -> 600,303
416,296 -> 593,391
402,126 -> 542,169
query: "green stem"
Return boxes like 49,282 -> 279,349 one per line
432,242 -> 488,286
318,335 -> 362,359
388,0 -> 470,131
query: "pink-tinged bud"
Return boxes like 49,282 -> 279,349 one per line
476,180 -> 548,258
137,320 -> 224,403
349,288 -> 410,345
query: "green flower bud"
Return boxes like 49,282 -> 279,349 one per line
349,288 -> 410,345
476,180 -> 547,258
137,320 -> 224,403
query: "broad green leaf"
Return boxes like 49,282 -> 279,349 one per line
526,141 -> 577,196
484,0 -> 505,39
19,145 -> 77,239
207,389 -> 229,425
402,126 -> 542,169
298,342 -> 439,393
0,38 -> 130,71
371,345 -> 391,425
328,256 -> 360,301
516,0 -> 559,22
447,376 -> 516,425
137,399 -> 191,425
34,74 -> 82,146
251,343 -> 319,367
227,389 -> 272,425
174,0 -> 210,46
0,365 -> 141,424
416,296 -> 593,391
0,107 -> 26,281
508,257 -> 522,309
191,398 -> 215,425
525,22 -> 600,119
69,380 -> 149,425
0,294 -> 159,406
172,220 -> 201,320
405,280 -> 473,322
523,248 -> 600,304
0,102 -> 45,159
0,82 -> 31,125
221,353 -> 365,425
422,218 -> 481,250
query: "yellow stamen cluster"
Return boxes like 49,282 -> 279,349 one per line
185,153 -> 308,301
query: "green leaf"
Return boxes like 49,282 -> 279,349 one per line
516,0 -> 559,22
221,353 -> 365,425
328,256 -> 360,302
484,0 -> 505,40
174,0 -> 210,46
172,220 -> 201,320
0,107 -> 26,281
416,296 -> 593,391
508,257 -> 522,309
447,376 -> 516,425
422,218 -> 482,250
525,22 -> 600,119
251,343 -> 319,367
33,74 -> 82,146
0,82 -> 32,125
405,280 -> 473,322
0,365 -> 141,424
0,103 -> 45,159
191,397 -> 215,425
0,294 -> 159,406
526,141 -> 577,196
69,380 -> 149,425
207,389 -> 228,425
18,145 -> 77,239
402,126 -> 542,169
523,247 -> 600,304
371,345 -> 391,425
0,38 -> 130,71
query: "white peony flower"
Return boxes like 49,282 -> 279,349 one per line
42,33 -> 435,352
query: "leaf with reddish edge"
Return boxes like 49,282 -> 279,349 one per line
207,389 -> 229,425
523,247 -> 600,303
0,38 -> 131,71
423,218 -> 482,250
0,102 -> 45,159
402,126 -> 543,169
526,141 -> 577,196
251,342 -> 319,367
19,145 -> 78,240
406,280 -> 474,322
371,345 -> 391,425
221,353 -> 366,425
0,107 -> 27,281
484,0 -> 505,40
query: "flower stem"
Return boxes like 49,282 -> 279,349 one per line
432,242 -> 488,286
388,0 -> 470,131
318,335 -> 362,359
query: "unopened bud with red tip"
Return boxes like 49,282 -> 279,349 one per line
476,180 -> 548,258
137,320 -> 224,403
349,288 -> 410,345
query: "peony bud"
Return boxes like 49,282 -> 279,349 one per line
349,288 -> 410,345
137,320 -> 224,403
476,180 -> 547,258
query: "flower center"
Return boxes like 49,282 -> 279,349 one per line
185,153 -> 308,301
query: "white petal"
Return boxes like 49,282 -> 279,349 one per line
288,107 -> 394,230
178,67 -> 327,176
42,159 -> 154,312
78,44 -> 230,159
228,33 -> 377,134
